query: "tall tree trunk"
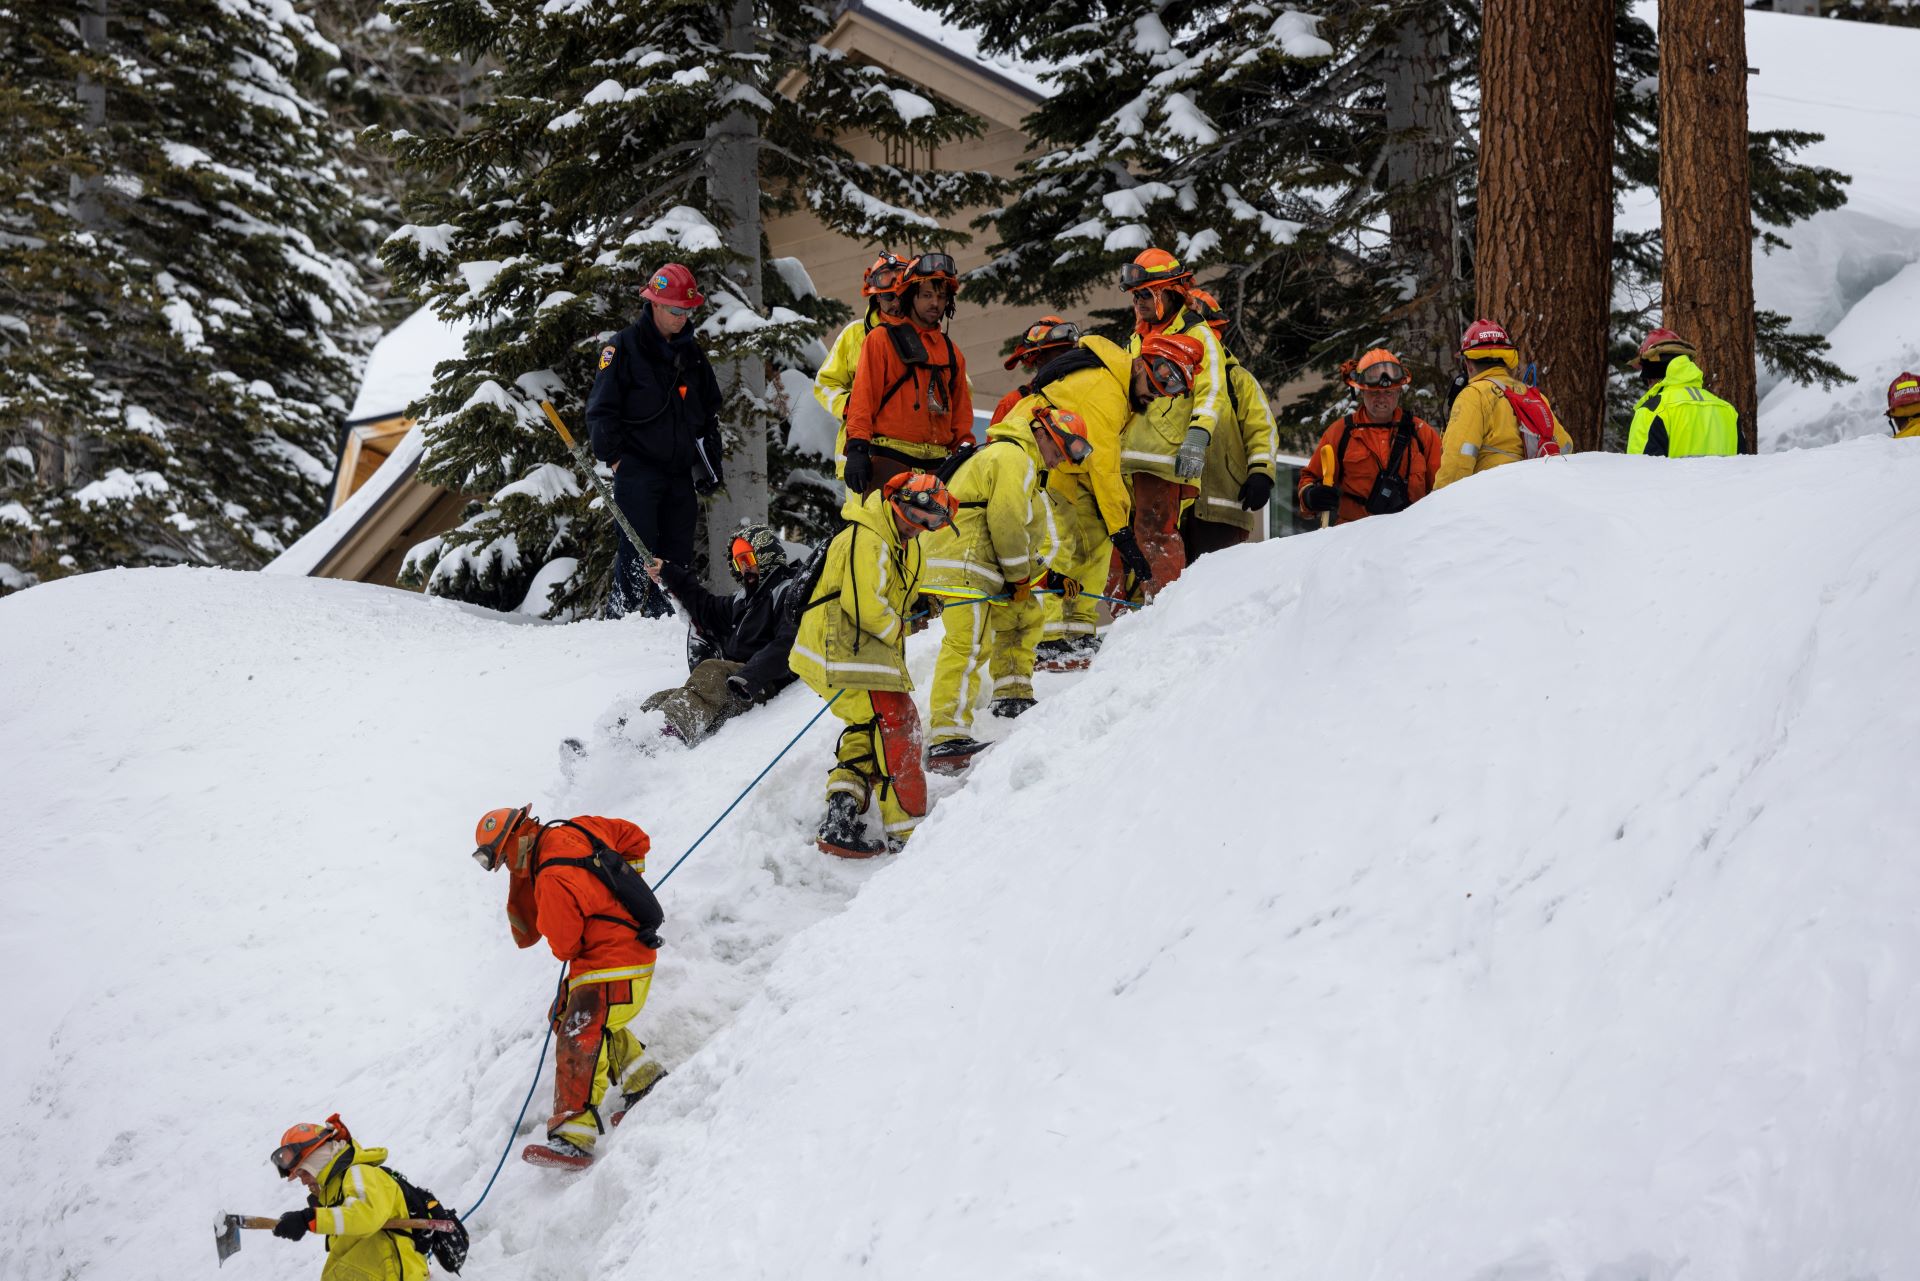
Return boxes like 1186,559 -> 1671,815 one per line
700,0 -> 768,589
1475,0 -> 1614,453
1659,0 -> 1756,453
1383,6 -> 1464,401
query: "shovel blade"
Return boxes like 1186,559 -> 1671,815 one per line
215,1214 -> 244,1266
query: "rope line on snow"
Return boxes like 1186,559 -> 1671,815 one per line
463,689 -> 846,1220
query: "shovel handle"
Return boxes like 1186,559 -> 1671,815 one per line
231,1215 -> 459,1232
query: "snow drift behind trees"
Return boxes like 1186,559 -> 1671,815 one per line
3,439 -> 1919,1278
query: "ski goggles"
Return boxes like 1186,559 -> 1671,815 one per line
271,1127 -> 335,1178
909,252 -> 957,280
1351,360 -> 1408,389
729,535 -> 758,576
888,478 -> 956,532
1033,409 -> 1094,464
472,804 -> 530,871
1142,354 -> 1191,399
1120,262 -> 1188,291
1022,319 -> 1079,348
866,257 -> 911,296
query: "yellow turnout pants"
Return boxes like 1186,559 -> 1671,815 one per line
930,597 -> 1045,742
1044,488 -> 1108,640
549,965 -> 657,1152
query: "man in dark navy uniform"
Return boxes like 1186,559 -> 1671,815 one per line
587,262 -> 725,618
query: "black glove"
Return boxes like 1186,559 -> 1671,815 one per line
274,1210 -> 311,1242
725,673 -> 754,704
1237,472 -> 1274,511
695,471 -> 722,497
1300,483 -> 1339,515
1109,526 -> 1152,584
843,440 -> 872,493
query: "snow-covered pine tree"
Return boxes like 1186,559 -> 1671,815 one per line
0,0 -> 372,593
381,0 -> 1002,617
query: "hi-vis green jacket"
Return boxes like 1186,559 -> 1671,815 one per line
791,490 -> 926,695
1627,355 -> 1738,457
311,1145 -> 427,1281
919,419 -> 1062,597
1124,306 -> 1229,483
1192,358 -> 1278,533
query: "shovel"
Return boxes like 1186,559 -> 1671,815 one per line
214,1212 -> 459,1266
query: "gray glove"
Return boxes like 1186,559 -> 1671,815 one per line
1174,427 -> 1210,480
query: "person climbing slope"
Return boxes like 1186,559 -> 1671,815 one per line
841,252 -> 973,500
791,472 -> 957,858
471,805 -> 668,1169
266,1116 -> 428,1280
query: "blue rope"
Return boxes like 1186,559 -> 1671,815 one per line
464,688 -> 845,1218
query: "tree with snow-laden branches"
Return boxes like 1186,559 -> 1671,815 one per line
0,0 -> 373,593
382,0 -> 1004,617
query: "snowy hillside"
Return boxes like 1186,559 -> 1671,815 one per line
7,442 -> 1920,1278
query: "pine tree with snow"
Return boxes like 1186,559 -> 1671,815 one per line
381,0 -> 1002,617
0,0 -> 373,593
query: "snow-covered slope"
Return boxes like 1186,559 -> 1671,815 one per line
6,442 -> 1920,1279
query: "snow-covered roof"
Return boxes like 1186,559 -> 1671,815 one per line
346,305 -> 471,423
263,424 -> 424,577
854,0 -> 1056,100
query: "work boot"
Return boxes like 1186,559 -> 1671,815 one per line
927,737 -> 989,774
521,1136 -> 593,1170
610,1064 -> 668,1128
990,696 -> 1036,720
816,793 -> 886,859
1035,636 -> 1100,673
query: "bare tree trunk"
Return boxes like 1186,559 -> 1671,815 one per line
1660,0 -> 1757,453
1384,7 -> 1464,400
699,0 -> 769,589
1475,0 -> 1614,453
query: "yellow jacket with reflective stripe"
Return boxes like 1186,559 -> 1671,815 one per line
1434,365 -> 1574,489
1029,335 -> 1134,535
312,1145 -> 427,1281
1626,356 -> 1738,457
1193,357 -> 1278,532
919,420 -> 1060,597
814,316 -> 870,480
791,490 -> 925,695
1124,306 -> 1229,482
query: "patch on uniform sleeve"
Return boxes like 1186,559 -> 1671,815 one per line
599,344 -> 617,371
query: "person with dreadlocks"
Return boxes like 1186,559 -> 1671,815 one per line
992,316 -> 1081,425
841,252 -> 973,500
815,251 -> 911,486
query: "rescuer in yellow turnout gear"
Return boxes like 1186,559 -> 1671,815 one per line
1180,288 -> 1278,557
1888,371 -> 1920,439
918,407 -> 1093,769
812,251 -> 910,484
1434,318 -> 1574,490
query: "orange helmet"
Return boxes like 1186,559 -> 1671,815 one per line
861,251 -> 911,298
473,804 -> 532,871
1121,247 -> 1192,293
1888,372 -> 1920,420
1344,348 -> 1410,391
882,471 -> 958,532
1031,406 -> 1094,465
1005,315 -> 1080,370
1186,288 -> 1229,338
271,1120 -> 338,1178
1137,332 -> 1205,398
1635,326 -> 1696,366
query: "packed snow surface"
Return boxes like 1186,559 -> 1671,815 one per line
5,440 -> 1920,1278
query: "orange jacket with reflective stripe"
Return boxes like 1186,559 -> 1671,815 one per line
843,315 -> 973,455
1297,410 -> 1443,526
505,815 -> 656,976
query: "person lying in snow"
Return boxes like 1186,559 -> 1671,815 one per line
636,524 -> 809,746
472,806 -> 668,1170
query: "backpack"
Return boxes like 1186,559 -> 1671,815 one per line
380,1165 -> 469,1274
1492,384 -> 1562,459
530,821 -> 665,948
787,540 -> 832,620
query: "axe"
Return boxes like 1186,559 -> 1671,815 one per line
214,1211 -> 459,1266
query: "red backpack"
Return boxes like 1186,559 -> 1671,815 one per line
1493,384 -> 1562,458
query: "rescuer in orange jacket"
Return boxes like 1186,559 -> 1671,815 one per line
841,252 -> 974,497
1297,348 -> 1443,526
472,806 -> 668,1170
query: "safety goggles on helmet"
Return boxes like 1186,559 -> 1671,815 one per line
1142,354 -> 1191,399
884,472 -> 956,532
1352,360 -> 1408,390
271,1123 -> 336,1178
729,535 -> 758,577
473,804 -> 530,871
1023,319 -> 1079,348
1033,409 -> 1094,464
863,252 -> 911,298
909,252 -> 957,281
1120,261 -> 1191,292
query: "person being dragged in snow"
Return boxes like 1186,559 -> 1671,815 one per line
633,523 -> 809,747
793,471 -> 958,859
916,402 -> 1095,773
471,805 -> 668,1169
266,1115 -> 430,1280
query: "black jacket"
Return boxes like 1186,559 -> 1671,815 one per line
659,559 -> 806,700
586,309 -> 725,480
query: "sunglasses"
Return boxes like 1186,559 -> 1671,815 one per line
661,304 -> 694,318
730,536 -> 757,575
1353,362 -> 1407,389
1144,355 -> 1190,399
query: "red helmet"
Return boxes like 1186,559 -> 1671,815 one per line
1005,315 -> 1080,370
1137,332 -> 1205,398
473,804 -> 532,871
640,263 -> 704,310
1635,327 -> 1696,366
882,471 -> 958,532
1460,318 -> 1519,368
862,252 -> 910,298
1888,371 -> 1920,419
1121,247 -> 1192,293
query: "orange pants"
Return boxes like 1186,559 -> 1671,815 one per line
548,969 -> 654,1151
1110,475 -> 1196,601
